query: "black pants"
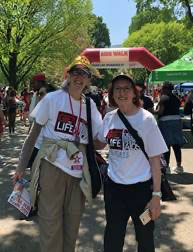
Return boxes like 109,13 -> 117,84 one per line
104,177 -> 155,252
164,144 -> 181,166
8,111 -> 16,133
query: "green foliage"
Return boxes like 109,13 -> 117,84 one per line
0,0 -> 93,89
134,0 -> 193,24
88,15 -> 111,48
129,7 -> 176,34
87,14 -> 111,89
124,21 -> 193,64
92,69 -> 115,89
124,21 -> 193,80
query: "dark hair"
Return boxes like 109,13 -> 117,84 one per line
31,79 -> 47,87
135,80 -> 146,90
10,89 -> 16,97
46,84 -> 57,93
108,75 -> 141,107
162,81 -> 174,92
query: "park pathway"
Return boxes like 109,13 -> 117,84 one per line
0,120 -> 193,252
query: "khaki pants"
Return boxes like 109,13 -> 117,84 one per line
38,159 -> 85,252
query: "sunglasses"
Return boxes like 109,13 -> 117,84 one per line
70,69 -> 91,78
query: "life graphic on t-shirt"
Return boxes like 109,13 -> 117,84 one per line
106,129 -> 140,158
54,112 -> 88,142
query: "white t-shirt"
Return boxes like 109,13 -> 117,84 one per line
31,89 -> 102,178
98,108 -> 168,184
29,93 -> 39,122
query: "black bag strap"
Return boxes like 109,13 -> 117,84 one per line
117,109 -> 149,161
86,97 -> 94,148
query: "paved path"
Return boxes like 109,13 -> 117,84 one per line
0,121 -> 193,252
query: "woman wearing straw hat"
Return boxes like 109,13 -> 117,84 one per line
13,56 -> 102,252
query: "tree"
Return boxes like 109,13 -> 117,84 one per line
87,14 -> 111,89
124,21 -> 193,79
0,0 -> 93,89
134,0 -> 193,25
37,14 -> 111,87
129,7 -> 176,34
88,15 -> 111,48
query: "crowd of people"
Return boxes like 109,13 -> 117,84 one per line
0,55 -> 193,252
0,74 -> 57,136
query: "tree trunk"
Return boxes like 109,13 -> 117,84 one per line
9,52 -> 18,90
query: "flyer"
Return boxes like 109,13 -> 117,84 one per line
8,180 -> 31,217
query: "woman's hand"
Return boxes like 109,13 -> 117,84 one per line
145,196 -> 161,221
12,171 -> 24,185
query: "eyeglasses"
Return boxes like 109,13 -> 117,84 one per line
114,87 -> 131,93
70,69 -> 91,78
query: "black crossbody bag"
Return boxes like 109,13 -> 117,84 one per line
86,97 -> 108,198
117,109 -> 176,201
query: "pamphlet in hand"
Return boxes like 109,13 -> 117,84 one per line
8,178 -> 32,217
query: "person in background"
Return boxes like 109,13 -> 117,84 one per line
21,88 -> 31,126
0,88 -> 4,105
13,55 -> 102,252
183,89 -> 193,135
7,89 -> 17,136
85,88 -> 101,111
100,90 -> 108,118
17,98 -> 24,122
0,106 -> 6,164
96,74 -> 167,252
3,87 -> 12,121
0,106 -> 6,139
153,87 -> 159,102
28,73 -> 47,126
135,81 -> 154,113
156,82 -> 185,174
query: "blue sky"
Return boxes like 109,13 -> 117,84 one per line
92,0 -> 136,46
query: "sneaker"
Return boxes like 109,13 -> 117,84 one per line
174,166 -> 184,174
165,166 -> 171,174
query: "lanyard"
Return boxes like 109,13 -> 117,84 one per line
68,93 -> 82,137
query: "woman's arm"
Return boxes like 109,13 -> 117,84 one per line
146,155 -> 161,221
13,122 -> 42,184
154,102 -> 164,116
149,155 -> 161,192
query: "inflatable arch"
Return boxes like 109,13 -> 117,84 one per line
82,47 -> 164,71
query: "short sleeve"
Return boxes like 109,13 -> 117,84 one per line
144,116 -> 168,157
97,114 -> 108,143
30,96 -> 50,126
90,100 -> 103,139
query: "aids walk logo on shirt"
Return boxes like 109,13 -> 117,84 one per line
55,112 -> 76,135
107,129 -> 123,150
107,129 -> 140,151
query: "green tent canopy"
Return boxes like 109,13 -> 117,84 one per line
149,48 -> 193,83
